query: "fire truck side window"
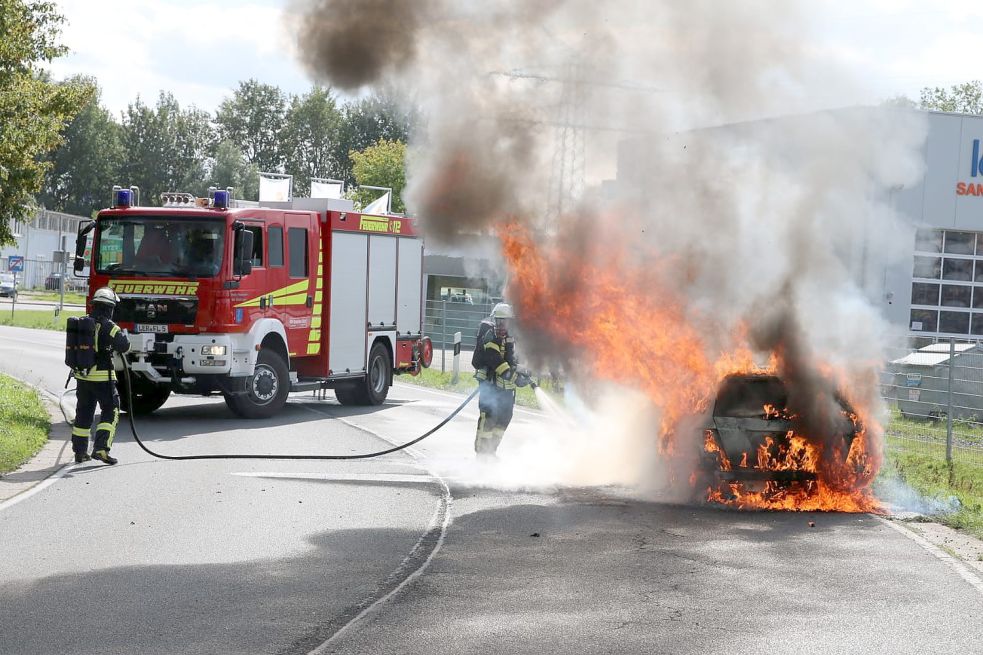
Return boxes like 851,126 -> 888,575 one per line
288,227 -> 308,278
245,226 -> 263,267
268,226 -> 284,267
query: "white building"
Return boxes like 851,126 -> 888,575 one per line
1,209 -> 88,289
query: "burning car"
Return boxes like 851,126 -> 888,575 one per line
699,373 -> 871,511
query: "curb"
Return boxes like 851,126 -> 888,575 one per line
0,384 -> 74,507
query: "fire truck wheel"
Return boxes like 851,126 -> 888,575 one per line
336,342 -> 391,406
228,348 -> 290,419
117,376 -> 171,415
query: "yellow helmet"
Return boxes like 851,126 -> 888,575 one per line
92,286 -> 121,307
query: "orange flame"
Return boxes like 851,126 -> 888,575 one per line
500,223 -> 882,513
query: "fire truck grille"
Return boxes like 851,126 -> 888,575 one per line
116,298 -> 198,325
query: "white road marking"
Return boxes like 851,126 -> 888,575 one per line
297,402 -> 454,654
232,471 -> 438,484
875,515 -> 983,598
0,463 -> 79,512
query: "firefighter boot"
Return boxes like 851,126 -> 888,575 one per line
92,450 -> 118,465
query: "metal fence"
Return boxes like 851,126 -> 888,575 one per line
881,336 -> 983,467
424,299 -> 492,351
0,256 -> 85,292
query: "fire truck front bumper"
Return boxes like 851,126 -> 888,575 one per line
122,333 -> 256,380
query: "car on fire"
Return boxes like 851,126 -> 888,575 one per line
699,374 -> 861,493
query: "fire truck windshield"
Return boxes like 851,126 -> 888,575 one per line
95,217 -> 226,278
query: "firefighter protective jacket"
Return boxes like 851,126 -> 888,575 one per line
474,322 -> 517,391
73,317 -> 130,382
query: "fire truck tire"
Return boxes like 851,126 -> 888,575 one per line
227,348 -> 290,419
336,343 -> 391,406
117,376 -> 171,415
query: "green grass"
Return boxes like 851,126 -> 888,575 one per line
21,291 -> 86,305
398,367 -> 561,409
0,374 -> 50,474
884,406 -> 983,447
880,448 -> 983,539
0,308 -> 83,331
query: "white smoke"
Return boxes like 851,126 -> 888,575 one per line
289,1 -> 929,496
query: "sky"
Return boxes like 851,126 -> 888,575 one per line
46,0 -> 983,117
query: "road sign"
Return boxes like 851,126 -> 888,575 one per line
7,256 -> 24,273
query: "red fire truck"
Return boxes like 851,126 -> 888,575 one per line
73,186 -> 433,418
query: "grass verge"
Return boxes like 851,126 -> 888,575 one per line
0,374 -> 50,475
880,442 -> 983,540
398,367 -> 560,409
0,308 -> 83,331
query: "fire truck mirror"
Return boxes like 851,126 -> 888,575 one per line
73,221 -> 95,274
234,229 -> 254,277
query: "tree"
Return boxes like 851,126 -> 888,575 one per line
919,81 -> 983,115
0,0 -> 92,244
350,139 -> 407,213
336,92 -> 418,185
215,79 -> 287,173
39,77 -> 123,217
282,86 -> 343,197
119,93 -> 214,204
209,141 -> 259,201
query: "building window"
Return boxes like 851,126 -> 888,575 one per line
915,229 -> 943,253
939,311 -> 970,334
945,231 -> 976,255
911,282 -> 940,306
972,314 -> 983,336
942,258 -> 973,282
941,284 -> 972,308
910,309 -> 938,332
913,256 -> 941,279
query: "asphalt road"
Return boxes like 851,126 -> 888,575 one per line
1,325 -> 982,654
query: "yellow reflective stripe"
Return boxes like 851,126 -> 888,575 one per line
484,341 -> 501,353
309,330 -> 320,342
106,408 -> 119,448
110,325 -> 120,337
311,316 -> 321,329
474,370 -> 487,380
72,426 -> 91,437
495,362 -> 511,375
234,279 -> 310,308
276,293 -> 309,306
75,370 -> 115,382
306,343 -> 320,355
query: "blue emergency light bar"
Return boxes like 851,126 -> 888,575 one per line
113,188 -> 132,208
212,189 -> 230,210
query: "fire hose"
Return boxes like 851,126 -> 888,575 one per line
59,361 -> 479,462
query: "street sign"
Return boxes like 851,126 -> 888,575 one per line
7,256 -> 24,273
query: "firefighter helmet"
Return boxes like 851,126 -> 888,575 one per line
491,303 -> 514,319
92,287 -> 120,307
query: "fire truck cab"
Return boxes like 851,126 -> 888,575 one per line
73,186 -> 433,418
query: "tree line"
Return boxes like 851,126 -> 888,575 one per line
38,77 -> 417,218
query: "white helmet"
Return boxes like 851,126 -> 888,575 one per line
491,303 -> 514,319
92,287 -> 121,307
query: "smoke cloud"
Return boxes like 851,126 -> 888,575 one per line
289,1 -> 928,497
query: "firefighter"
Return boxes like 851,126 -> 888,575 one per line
472,302 -> 529,456
70,287 -> 130,465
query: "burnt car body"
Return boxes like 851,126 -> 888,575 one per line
700,374 -> 859,488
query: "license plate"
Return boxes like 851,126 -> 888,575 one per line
135,324 -> 169,334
